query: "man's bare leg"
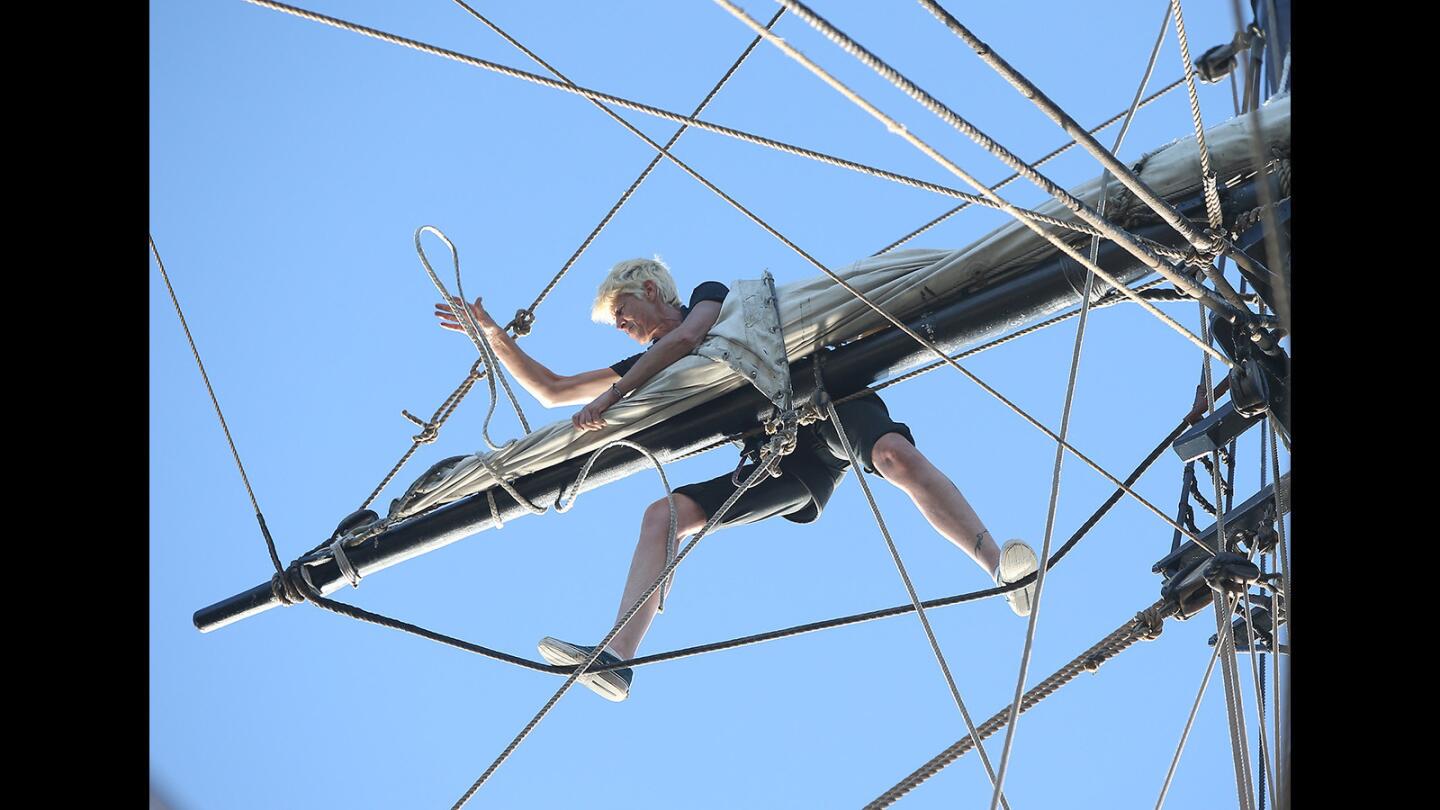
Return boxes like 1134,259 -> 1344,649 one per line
607,494 -> 708,661
868,432 -> 1002,576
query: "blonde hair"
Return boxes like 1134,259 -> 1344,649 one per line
591,257 -> 682,324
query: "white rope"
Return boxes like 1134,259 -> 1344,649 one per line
985,14 -> 1170,800
826,398 -> 1012,810
718,0 -> 1234,368
1197,294 -> 1256,810
414,226 -> 531,450
452,449 -> 785,807
1169,0 -> 1226,231
1154,624 -> 1225,809
328,536 -> 362,588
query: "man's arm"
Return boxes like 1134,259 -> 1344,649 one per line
572,300 -> 722,431
436,298 -> 617,408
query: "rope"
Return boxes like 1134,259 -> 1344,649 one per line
415,226 -> 531,450
1197,294 -> 1256,810
914,0 -> 1225,261
448,1 -> 785,320
873,76 -> 1185,255
986,23 -> 1169,797
448,0 -> 1214,544
357,358 -> 486,512
249,1 -> 1200,544
350,1 -> 784,516
151,234 -> 285,577
731,0 -> 1236,366
243,0 -> 1098,239
1169,0 -> 1226,233
451,449 -> 787,807
824,394 -> 1013,810
267,403 -> 1192,692
846,277 -> 1172,403
254,0 -> 1226,545
1155,630 -> 1225,809
867,599 -> 1174,808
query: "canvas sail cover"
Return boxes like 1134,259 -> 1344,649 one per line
390,95 -> 1290,519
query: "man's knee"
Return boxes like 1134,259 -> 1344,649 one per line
642,493 -> 705,534
870,432 -> 922,480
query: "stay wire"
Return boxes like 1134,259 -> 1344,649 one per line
151,234 -> 284,577
985,12 -> 1166,796
448,0 -> 785,319
1197,283 -> 1255,810
1154,619 -> 1225,809
243,0 -> 1101,241
249,0 -> 1222,543
352,3 -> 784,514
914,0 -> 1232,265
872,76 -> 1184,256
826,396 -> 1012,810
407,0 -> 1212,543
762,0 -> 1242,339
450,452 -> 784,807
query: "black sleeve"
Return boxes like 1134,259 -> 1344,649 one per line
609,352 -> 645,378
688,281 -> 728,309
610,283 -> 727,376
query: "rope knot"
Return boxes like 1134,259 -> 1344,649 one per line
401,409 -> 439,444
1135,606 -> 1166,640
758,410 -> 801,477
269,564 -> 308,606
511,308 -> 536,336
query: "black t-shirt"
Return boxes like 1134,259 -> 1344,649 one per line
609,279 -> 841,522
609,281 -> 729,377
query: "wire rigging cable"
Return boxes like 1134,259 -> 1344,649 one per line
722,0 -> 1234,367
824,392 -> 1013,810
177,3 -> 1291,805
253,0 -> 1204,540
151,234 -> 285,578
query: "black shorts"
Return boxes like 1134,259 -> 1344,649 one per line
673,392 -> 915,528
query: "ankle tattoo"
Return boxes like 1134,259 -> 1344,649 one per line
974,529 -> 990,554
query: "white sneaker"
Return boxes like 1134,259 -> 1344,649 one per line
537,637 -> 633,702
996,540 -> 1039,617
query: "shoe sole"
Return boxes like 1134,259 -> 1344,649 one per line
537,638 -> 630,702
998,540 -> 1039,617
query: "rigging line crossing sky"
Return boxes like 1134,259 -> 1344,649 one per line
151,2 -> 1285,807
719,0 -> 1238,364
244,0 -> 1220,540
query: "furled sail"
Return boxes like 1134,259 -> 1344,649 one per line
391,95 -> 1289,519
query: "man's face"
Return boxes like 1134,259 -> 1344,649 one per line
611,282 -> 671,343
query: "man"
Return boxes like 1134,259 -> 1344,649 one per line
436,257 -> 1038,702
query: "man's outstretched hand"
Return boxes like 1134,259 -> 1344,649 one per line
435,296 -> 499,336
572,387 -> 621,432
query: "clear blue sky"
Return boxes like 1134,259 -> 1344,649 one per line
150,2 -> 1288,807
